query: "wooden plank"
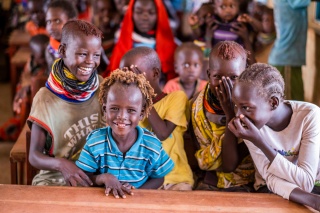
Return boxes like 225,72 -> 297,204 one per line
0,184 -> 314,213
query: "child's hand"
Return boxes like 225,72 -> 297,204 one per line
188,14 -> 199,27
237,14 -> 252,23
129,64 -> 144,75
215,77 -> 234,120
230,22 -> 249,40
228,114 -> 260,142
13,86 -> 30,114
59,158 -> 93,187
98,174 -> 134,198
205,13 -> 218,41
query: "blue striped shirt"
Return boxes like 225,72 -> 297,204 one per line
76,126 -> 174,188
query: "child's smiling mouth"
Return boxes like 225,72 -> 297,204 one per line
78,67 -> 94,75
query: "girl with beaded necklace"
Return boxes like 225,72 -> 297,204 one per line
188,41 -> 255,191
27,20 -> 105,186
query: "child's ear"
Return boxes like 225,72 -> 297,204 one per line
206,69 -> 211,79
152,67 -> 160,79
58,43 -> 66,57
140,107 -> 145,120
269,96 -> 279,110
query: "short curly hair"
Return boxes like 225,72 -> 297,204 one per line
99,68 -> 155,117
210,41 -> 248,62
238,63 -> 285,100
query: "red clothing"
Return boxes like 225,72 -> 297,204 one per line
104,0 -> 177,81
25,21 -> 48,36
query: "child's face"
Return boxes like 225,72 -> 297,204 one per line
197,4 -> 213,25
95,0 -> 113,28
114,0 -> 129,14
133,0 -> 157,34
232,82 -> 273,129
175,49 -> 203,85
261,12 -> 275,34
30,42 -> 47,67
61,34 -> 101,82
214,0 -> 239,23
105,83 -> 144,140
46,8 -> 69,41
27,1 -> 46,27
208,55 -> 245,97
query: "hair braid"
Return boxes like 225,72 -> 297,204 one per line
99,68 -> 155,117
238,63 -> 285,100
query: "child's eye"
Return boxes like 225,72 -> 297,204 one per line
128,109 -> 136,113
242,106 -> 250,111
55,19 -> 61,24
183,63 -> 190,68
213,75 -> 221,80
46,20 -> 51,25
110,107 -> 119,111
194,63 -> 199,68
94,54 -> 101,57
230,76 -> 238,80
78,53 -> 86,56
220,5 -> 226,9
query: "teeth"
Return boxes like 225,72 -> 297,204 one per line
117,124 -> 126,128
78,67 -> 93,75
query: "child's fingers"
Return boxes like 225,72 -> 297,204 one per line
122,185 -> 134,195
113,188 -> 125,199
79,172 -> 93,186
105,187 -> 111,196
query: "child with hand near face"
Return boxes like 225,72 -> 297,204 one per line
120,46 -> 194,191
229,63 -> 320,211
189,41 -> 254,191
76,69 -> 174,198
163,42 -> 207,99
27,20 -> 105,186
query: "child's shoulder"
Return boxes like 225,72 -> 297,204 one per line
165,90 -> 188,101
139,127 -> 163,151
288,100 -> 320,114
86,126 -> 108,144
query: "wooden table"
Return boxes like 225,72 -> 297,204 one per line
10,124 -> 29,185
0,184 -> 315,213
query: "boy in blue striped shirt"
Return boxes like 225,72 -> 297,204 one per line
76,69 -> 174,198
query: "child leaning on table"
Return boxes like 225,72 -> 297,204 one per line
76,69 -> 174,198
229,63 -> 320,211
27,19 -> 105,186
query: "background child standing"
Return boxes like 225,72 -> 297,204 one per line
28,20 -> 105,186
45,0 -> 78,72
76,69 -> 174,198
163,42 -> 207,99
106,0 -> 177,83
229,63 -> 320,211
120,47 -> 194,191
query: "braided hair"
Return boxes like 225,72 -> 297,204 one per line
238,63 -> 285,100
99,68 -> 155,117
210,40 -> 248,62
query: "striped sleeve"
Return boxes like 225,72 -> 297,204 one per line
148,147 -> 174,178
75,131 -> 101,173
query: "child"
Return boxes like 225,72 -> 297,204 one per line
163,42 -> 207,99
254,7 -> 276,63
189,41 -> 255,191
205,0 -> 258,64
27,20 -> 105,186
229,63 -> 320,211
92,0 -> 118,73
120,46 -> 194,191
105,0 -> 177,83
45,0 -> 78,73
0,34 -> 49,142
25,0 -> 47,36
76,69 -> 174,198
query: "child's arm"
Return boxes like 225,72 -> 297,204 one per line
188,14 -> 202,39
289,187 -> 320,211
147,108 -> 176,141
88,173 -> 134,198
216,77 -> 248,172
229,113 -> 320,195
230,22 -> 256,65
29,123 -> 93,186
140,177 -> 164,189
204,14 -> 218,49
237,14 -> 263,32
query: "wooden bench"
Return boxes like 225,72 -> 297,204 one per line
0,184 -> 316,212
9,123 -> 28,185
